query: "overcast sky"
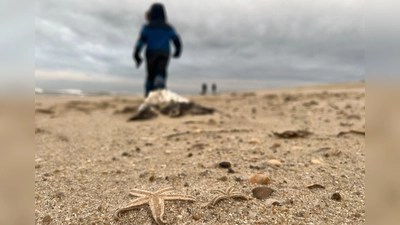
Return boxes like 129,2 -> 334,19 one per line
35,0 -> 365,94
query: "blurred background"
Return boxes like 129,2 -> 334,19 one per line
34,0 -> 365,96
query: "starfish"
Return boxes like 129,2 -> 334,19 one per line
114,187 -> 195,225
209,186 -> 249,206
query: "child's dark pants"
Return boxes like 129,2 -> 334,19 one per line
145,51 -> 170,97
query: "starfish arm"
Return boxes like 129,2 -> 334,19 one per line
114,197 -> 149,218
160,194 -> 196,202
211,195 -> 229,205
155,187 -> 175,194
149,197 -> 168,225
129,189 -> 154,197
226,187 -> 235,194
211,190 -> 226,195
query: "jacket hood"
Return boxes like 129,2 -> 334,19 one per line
149,3 -> 166,22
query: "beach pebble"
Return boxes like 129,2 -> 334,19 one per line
219,161 -> 231,168
42,215 -> 52,223
306,184 -> 325,189
272,142 -> 281,148
199,170 -> 210,176
295,211 -> 307,218
218,176 -> 228,181
331,192 -> 342,201
252,187 -> 275,199
228,168 -> 235,173
139,172 -> 149,178
265,198 -> 281,206
268,159 -> 282,166
249,174 -> 270,185
121,152 -> 130,157
188,153 -> 193,157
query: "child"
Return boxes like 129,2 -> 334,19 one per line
134,3 -> 182,97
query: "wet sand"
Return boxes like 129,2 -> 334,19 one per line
35,82 -> 365,224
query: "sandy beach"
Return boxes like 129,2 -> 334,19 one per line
35,82 -> 365,224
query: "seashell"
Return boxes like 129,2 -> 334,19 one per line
268,159 -> 282,166
311,158 -> 324,164
202,162 -> 217,168
249,138 -> 261,144
249,174 -> 270,185
252,187 -> 275,199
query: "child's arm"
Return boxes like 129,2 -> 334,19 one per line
169,28 -> 182,58
133,26 -> 147,68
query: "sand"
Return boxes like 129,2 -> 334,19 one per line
35,82 -> 365,225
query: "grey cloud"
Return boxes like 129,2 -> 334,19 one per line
35,0 -> 365,93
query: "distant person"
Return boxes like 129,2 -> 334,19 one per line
212,83 -> 217,95
133,3 -> 182,97
201,83 -> 207,95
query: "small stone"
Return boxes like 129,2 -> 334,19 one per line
184,182 -> 189,187
136,147 -> 141,152
193,214 -> 200,221
35,164 -> 40,169
218,176 -> 228,181
265,199 -> 281,206
101,170 -> 108,174
295,211 -> 306,217
249,165 -> 261,170
165,175 -> 178,181
306,184 -> 325,189
219,161 -> 231,168
252,187 -> 275,199
331,192 -> 342,201
55,192 -> 64,198
188,153 -> 193,157
199,170 -> 209,176
42,215 -> 52,223
235,177 -> 242,182
249,174 -> 270,185
228,168 -> 235,173
149,175 -> 155,182
121,152 -> 130,157
139,172 -> 149,178
272,142 -> 281,148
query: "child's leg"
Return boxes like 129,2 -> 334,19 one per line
153,55 -> 169,89
145,78 -> 154,97
145,54 -> 158,97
